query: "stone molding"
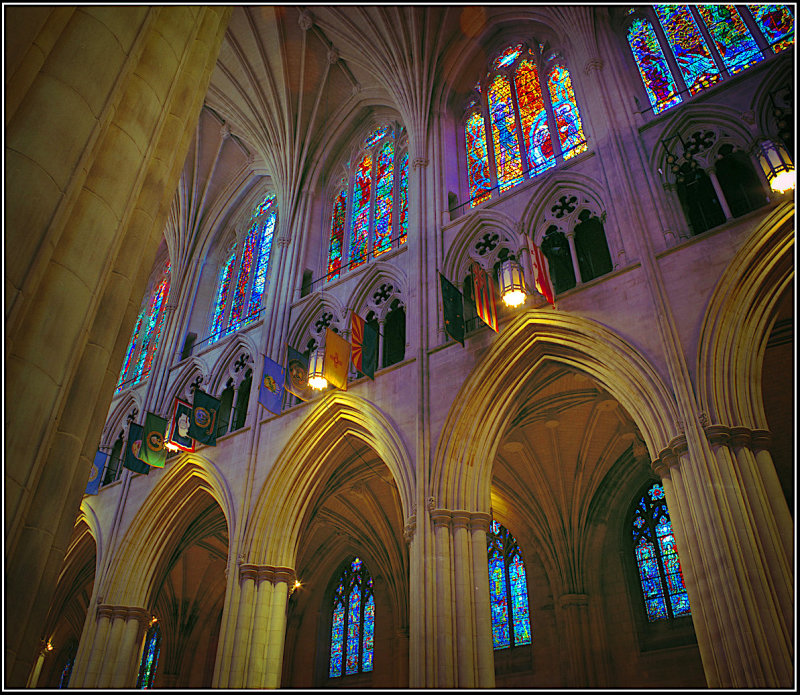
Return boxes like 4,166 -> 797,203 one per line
651,425 -> 773,477
239,564 -> 297,585
96,604 -> 150,625
558,592 -> 589,607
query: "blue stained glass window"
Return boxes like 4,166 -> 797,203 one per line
748,5 -> 795,53
329,557 -> 375,678
328,124 -> 408,279
487,520 -> 531,650
632,483 -> 691,621
208,193 -> 277,343
697,5 -> 763,75
58,654 -> 75,688
115,260 -> 171,393
136,622 -> 161,689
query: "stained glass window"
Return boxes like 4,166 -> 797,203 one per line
326,124 -> 409,280
465,110 -> 493,206
628,5 -> 789,116
208,193 -> 277,344
465,41 -> 587,206
58,654 -> 75,688
656,5 -> 721,95
136,621 -> 161,689
515,60 -> 555,176
547,64 -> 587,159
487,520 -> 531,650
632,482 -> 691,621
329,557 -> 375,678
327,185 -> 347,281
697,5 -> 763,75
627,17 -> 683,113
115,260 -> 171,393
489,74 -> 525,192
748,4 -> 795,52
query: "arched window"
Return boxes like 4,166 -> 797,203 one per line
102,431 -> 125,486
326,124 -> 409,282
540,225 -> 576,295
329,557 -> 375,678
627,5 -> 794,115
208,193 -> 278,343
573,211 -> 613,283
215,380 -> 234,439
464,42 -> 587,207
632,482 -> 691,621
676,165 -> 726,235
136,620 -> 161,689
382,299 -> 406,368
57,646 -> 76,689
115,259 -> 171,393
231,368 -> 252,431
714,144 -> 768,217
487,520 -> 531,650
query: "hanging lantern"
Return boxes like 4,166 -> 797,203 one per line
307,346 -> 328,390
756,140 -> 795,193
499,259 -> 526,308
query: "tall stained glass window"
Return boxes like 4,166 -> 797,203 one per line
325,124 -> 409,281
464,42 -> 586,207
136,621 -> 161,689
329,557 -> 375,678
487,520 -> 532,650
632,482 -> 691,621
627,5 -> 794,114
115,259 -> 171,394
208,193 -> 278,343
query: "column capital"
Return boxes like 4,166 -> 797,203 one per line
469,511 -> 492,533
705,424 -> 732,446
450,510 -> 472,530
430,509 -> 451,528
584,58 -> 604,74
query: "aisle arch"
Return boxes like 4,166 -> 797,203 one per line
101,456 -> 234,608
696,202 -> 794,427
432,310 -> 680,511
245,391 -> 415,567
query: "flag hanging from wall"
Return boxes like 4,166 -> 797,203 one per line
189,389 -> 221,445
285,346 -> 312,401
167,398 -> 195,452
139,412 -> 168,468
439,272 -> 465,346
85,449 -> 107,495
258,355 -> 286,415
471,261 -> 499,332
124,422 -> 150,474
323,327 -> 351,390
351,312 -> 378,380
527,236 -> 556,308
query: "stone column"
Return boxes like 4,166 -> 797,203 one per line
25,643 -> 49,687
110,608 -> 150,688
651,428 -> 793,687
246,567 -> 275,687
226,566 -> 257,687
263,568 -> 294,688
430,510 -> 455,686
565,232 -> 583,284
707,168 -> 734,219
557,593 -> 592,687
469,512 -> 494,688
79,605 -> 113,688
451,511 -> 475,688
4,7 -> 232,685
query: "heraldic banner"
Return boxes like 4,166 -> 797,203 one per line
189,390 -> 221,446
259,355 -> 286,414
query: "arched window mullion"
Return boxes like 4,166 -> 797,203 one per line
689,6 -> 732,79
480,88 -> 501,194
738,4 -> 772,56
540,56 -> 564,163
507,63 -> 531,180
648,7 -> 691,101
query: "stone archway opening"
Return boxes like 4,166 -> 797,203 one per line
281,434 -> 409,690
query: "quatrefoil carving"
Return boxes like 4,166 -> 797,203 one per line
315,311 -> 334,332
551,195 -> 578,218
475,232 -> 500,256
373,283 -> 394,305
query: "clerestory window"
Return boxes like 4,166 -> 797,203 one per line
626,5 -> 794,115
329,557 -> 375,678
326,124 -> 409,282
464,42 -> 587,208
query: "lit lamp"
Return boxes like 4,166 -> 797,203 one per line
756,139 -> 795,193
499,259 -> 526,308
307,346 -> 328,390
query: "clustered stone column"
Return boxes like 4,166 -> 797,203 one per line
429,508 -> 494,688
221,564 -> 295,688
651,425 -> 793,688
69,605 -> 149,688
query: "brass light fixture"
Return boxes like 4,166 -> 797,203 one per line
307,346 -> 328,390
755,139 -> 795,193
499,259 -> 526,307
